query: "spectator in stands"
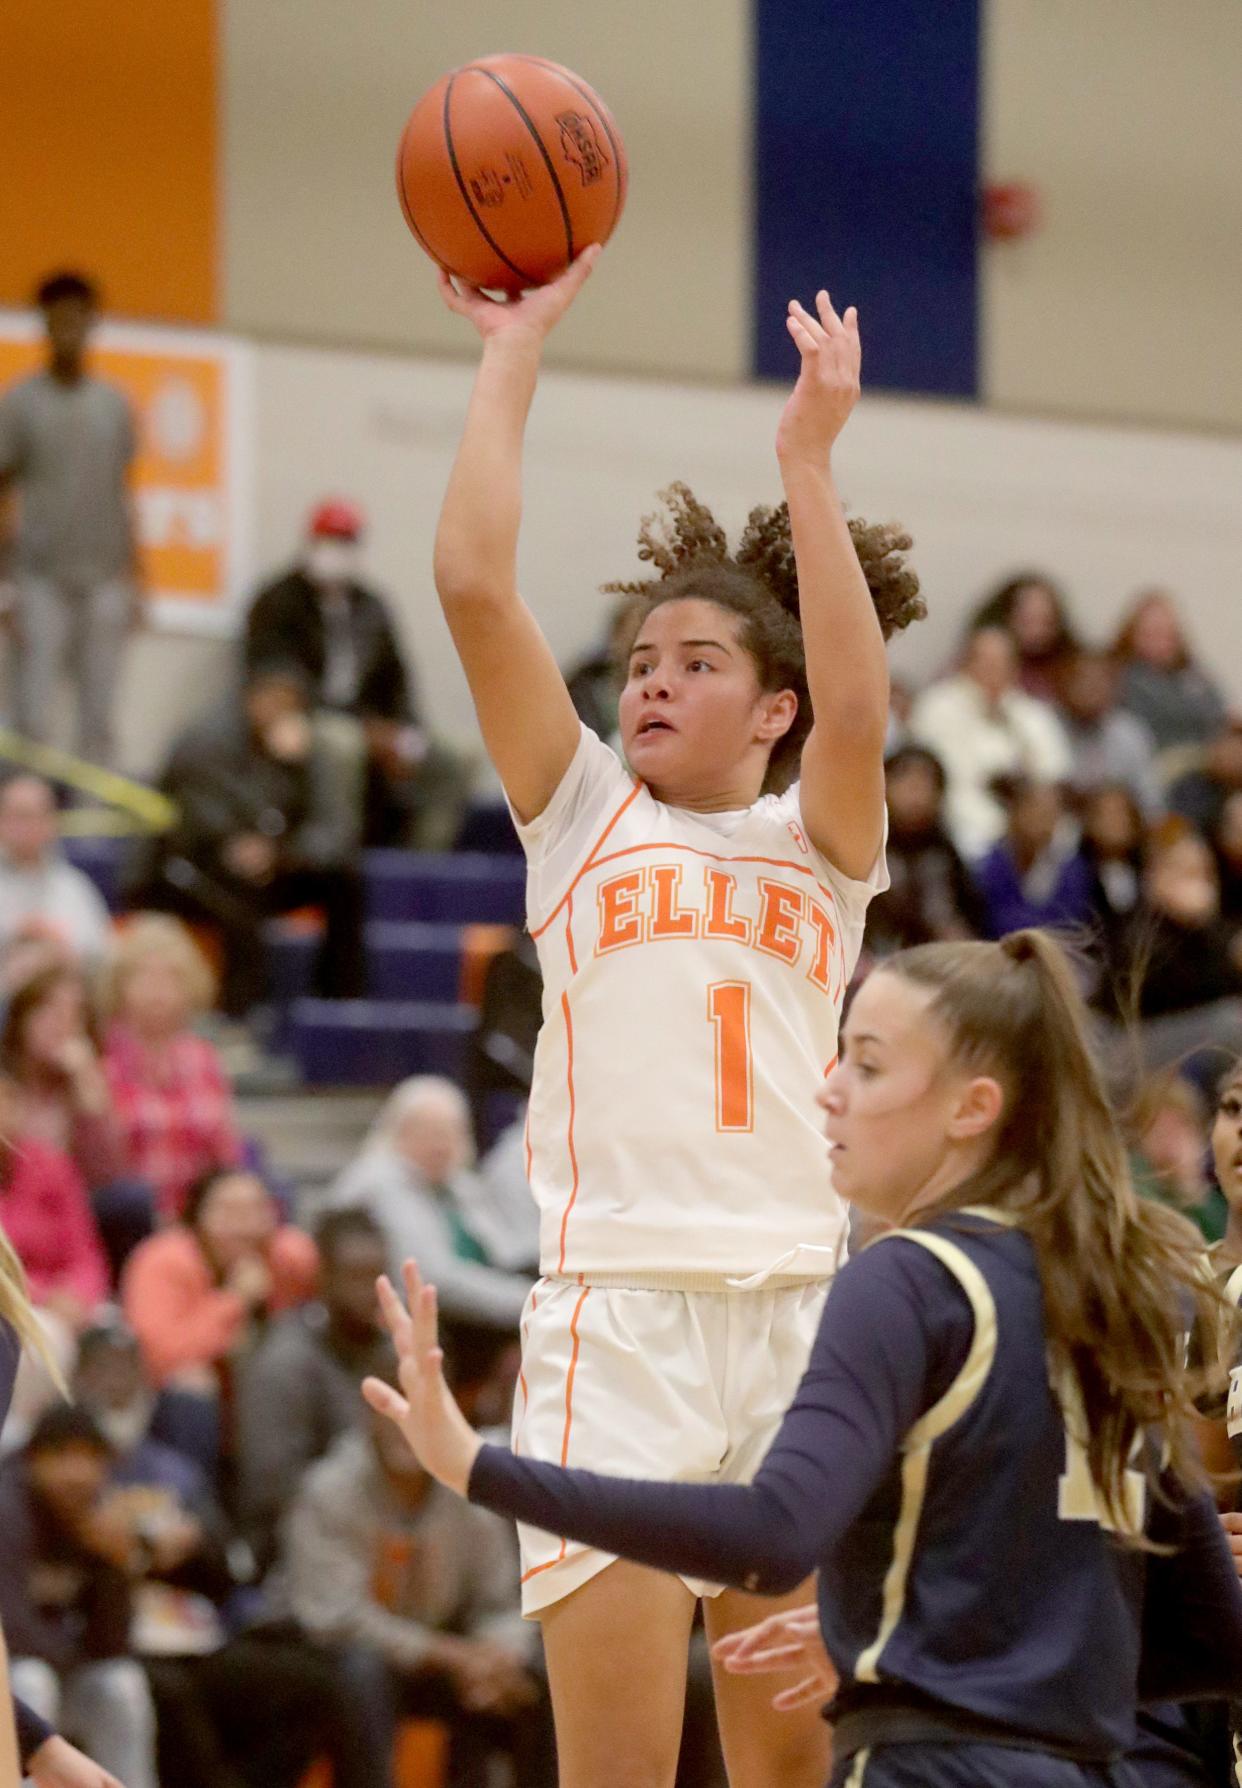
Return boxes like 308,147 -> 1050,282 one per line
0,272 -> 140,767
1080,784 -> 1148,969
101,916 -> 243,1221
563,597 -> 636,745
1211,1060 -> 1242,1264
1168,721 -> 1242,837
1213,791 -> 1242,940
2,964 -> 154,1281
969,572 -> 1079,701
1112,589 -> 1228,753
908,625 -> 1073,858
281,1388 -> 552,1788
332,1077 -> 531,1332
1055,647 -> 1161,815
73,1315 -> 222,1492
0,1406 -> 158,1788
126,664 -> 367,1019
884,676 -> 914,755
245,501 -> 469,848
72,1322 -> 338,1788
237,1208 -> 389,1568
1099,826 -> 1242,1090
0,1073 -> 107,1331
1129,1074 -> 1226,1245
122,1166 -> 318,1393
971,779 -> 1093,939
466,929 -> 542,1146
865,746 -> 985,956
0,774 -> 112,969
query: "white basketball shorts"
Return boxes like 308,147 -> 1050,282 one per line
510,1273 -> 829,1615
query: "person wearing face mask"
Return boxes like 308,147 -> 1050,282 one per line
244,501 -> 469,849
124,662 -> 366,1018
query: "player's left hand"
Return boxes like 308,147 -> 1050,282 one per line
1222,1511 -> 1242,1581
712,1602 -> 838,1713
28,1733 -> 126,1788
775,290 -> 861,470
363,1262 -> 483,1495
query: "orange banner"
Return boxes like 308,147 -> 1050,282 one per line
0,317 -> 252,630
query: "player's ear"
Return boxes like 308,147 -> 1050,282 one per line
756,688 -> 798,742
945,1074 -> 1004,1144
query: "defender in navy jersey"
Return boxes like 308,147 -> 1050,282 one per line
368,932 -> 1242,1788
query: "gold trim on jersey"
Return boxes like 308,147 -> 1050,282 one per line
843,1746 -> 871,1786
853,1231 -> 999,1685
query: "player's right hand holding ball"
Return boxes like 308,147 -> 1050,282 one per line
437,242 -> 601,348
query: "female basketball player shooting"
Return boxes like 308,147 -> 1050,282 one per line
368,929 -> 1242,1788
429,245 -> 922,1786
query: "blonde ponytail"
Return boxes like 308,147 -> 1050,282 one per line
0,1222 -> 67,1393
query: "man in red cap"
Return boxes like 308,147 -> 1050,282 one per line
244,501 -> 466,847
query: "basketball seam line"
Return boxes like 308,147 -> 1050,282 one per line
442,72 -> 540,288
472,66 -> 575,266
510,55 -> 625,236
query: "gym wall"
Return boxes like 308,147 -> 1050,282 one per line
2,0 -> 1240,426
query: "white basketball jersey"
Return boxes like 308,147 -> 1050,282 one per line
515,726 -> 887,1279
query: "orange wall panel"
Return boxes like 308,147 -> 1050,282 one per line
0,0 -> 218,322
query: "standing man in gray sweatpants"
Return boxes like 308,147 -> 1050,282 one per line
0,271 -> 141,768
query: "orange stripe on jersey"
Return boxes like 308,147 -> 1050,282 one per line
556,991 -> 581,1273
564,895 -> 578,975
519,1282 -> 591,1583
530,778 -> 644,941
523,1106 -> 533,1182
824,1053 -> 838,1077
521,1546 -> 567,1583
561,1284 -> 591,1464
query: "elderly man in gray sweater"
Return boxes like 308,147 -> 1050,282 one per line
331,1077 -> 537,1332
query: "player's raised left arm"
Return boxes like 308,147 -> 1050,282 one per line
777,294 -> 888,882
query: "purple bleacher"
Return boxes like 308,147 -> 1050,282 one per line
61,835 -> 125,912
363,850 -> 526,924
286,997 -> 474,1086
265,918 -> 465,1006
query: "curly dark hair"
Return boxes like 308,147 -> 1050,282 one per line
604,482 -> 925,791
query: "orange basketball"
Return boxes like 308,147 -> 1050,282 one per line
395,54 -> 627,294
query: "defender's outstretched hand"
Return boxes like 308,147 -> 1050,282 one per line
362,1263 -> 483,1495
712,1603 -> 838,1713
775,289 -> 861,469
437,243 -> 601,346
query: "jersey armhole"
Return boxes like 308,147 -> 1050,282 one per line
872,1231 -> 999,1449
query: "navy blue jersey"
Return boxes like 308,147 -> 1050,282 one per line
471,1210 -> 1242,1761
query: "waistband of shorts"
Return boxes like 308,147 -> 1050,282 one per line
830,1698 -> 1116,1766
541,1270 -> 832,1293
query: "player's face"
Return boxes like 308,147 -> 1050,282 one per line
819,971 -> 997,1226
618,599 -> 794,798
1211,1073 -> 1242,1211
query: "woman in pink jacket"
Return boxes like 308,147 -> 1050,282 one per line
122,1165 -> 317,1389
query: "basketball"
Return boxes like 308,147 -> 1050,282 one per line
395,54 -> 627,294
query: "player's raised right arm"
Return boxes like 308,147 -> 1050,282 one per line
433,250 -> 600,823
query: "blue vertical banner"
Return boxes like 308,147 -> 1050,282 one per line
752,0 -> 981,397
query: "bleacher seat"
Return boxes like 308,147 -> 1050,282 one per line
284,997 -> 475,1085
61,834 -> 125,911
266,918 -> 467,1006
363,851 -> 526,924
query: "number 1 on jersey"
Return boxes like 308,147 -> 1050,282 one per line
708,981 -> 753,1133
